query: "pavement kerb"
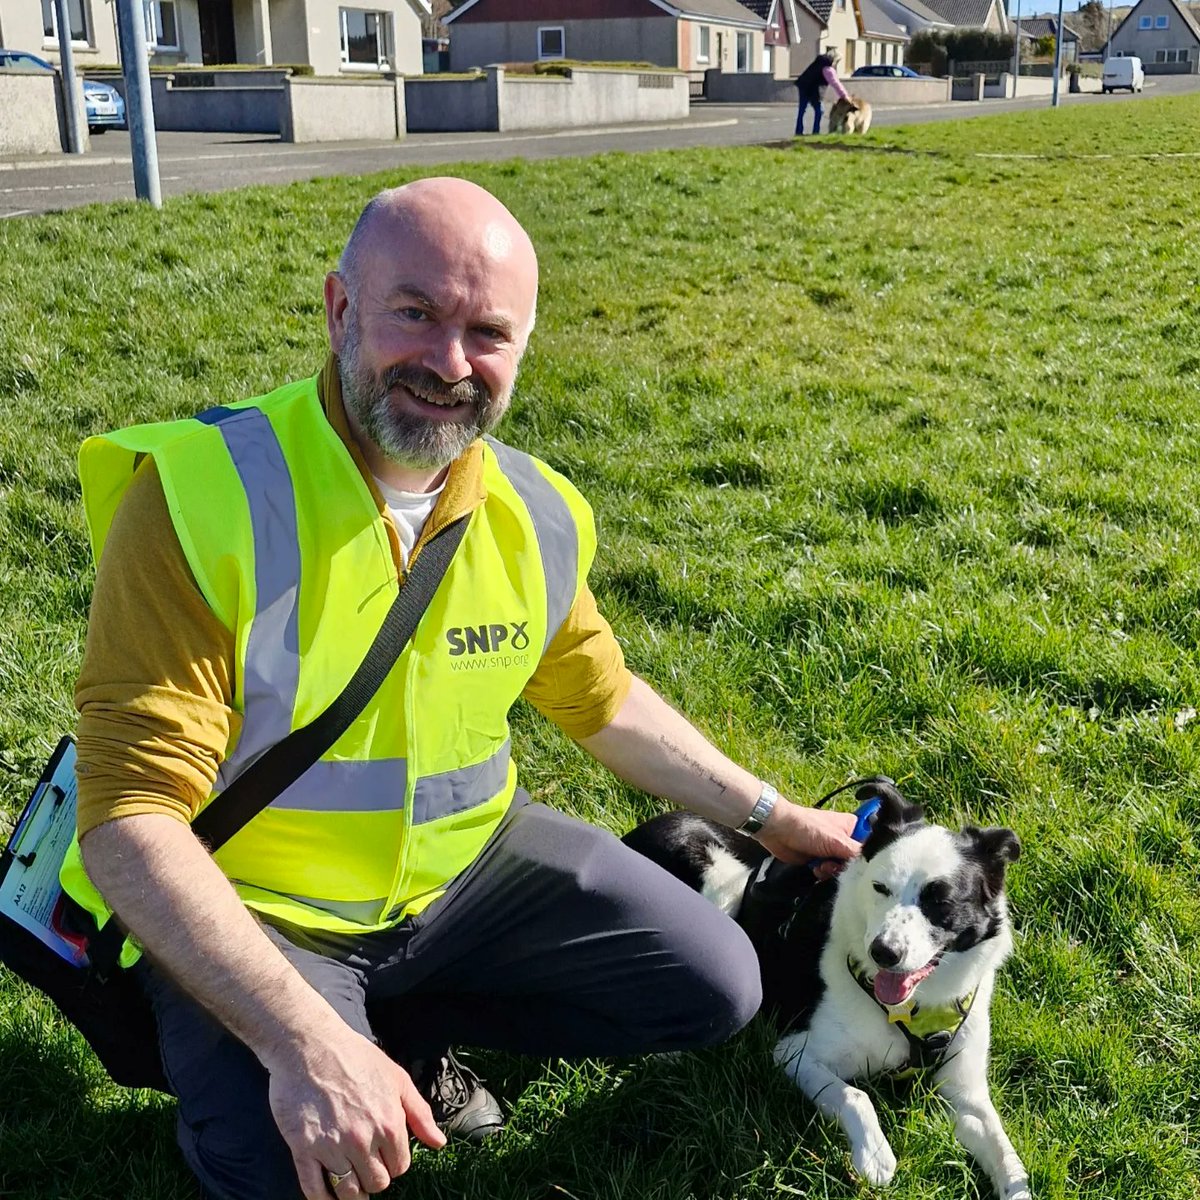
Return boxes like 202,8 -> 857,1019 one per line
0,116 -> 744,172
0,154 -> 126,172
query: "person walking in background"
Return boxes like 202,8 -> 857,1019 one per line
794,50 -> 854,135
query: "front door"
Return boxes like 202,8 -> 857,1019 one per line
199,0 -> 237,65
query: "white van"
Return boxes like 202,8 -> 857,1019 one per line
1102,56 -> 1145,93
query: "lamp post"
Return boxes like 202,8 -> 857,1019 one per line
114,0 -> 162,206
1050,0 -> 1065,106
52,0 -> 84,153
1012,0 -> 1022,96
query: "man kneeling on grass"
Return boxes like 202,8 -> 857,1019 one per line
65,177 -> 860,1200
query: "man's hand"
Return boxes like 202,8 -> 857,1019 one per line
756,798 -> 862,879
268,1027 -> 446,1199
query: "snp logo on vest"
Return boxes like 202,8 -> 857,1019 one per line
446,622 -> 531,671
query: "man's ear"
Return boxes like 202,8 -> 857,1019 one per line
325,272 -> 351,354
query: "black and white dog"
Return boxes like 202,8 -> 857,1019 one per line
622,781 -> 1031,1200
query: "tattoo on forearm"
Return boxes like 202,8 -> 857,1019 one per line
656,733 -> 728,794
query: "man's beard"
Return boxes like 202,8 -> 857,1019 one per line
338,313 -> 511,470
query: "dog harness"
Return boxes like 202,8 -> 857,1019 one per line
847,956 -> 976,1073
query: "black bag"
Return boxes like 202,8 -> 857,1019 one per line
0,514 -> 469,1091
0,892 -> 168,1089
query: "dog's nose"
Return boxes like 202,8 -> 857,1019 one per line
869,937 -> 901,968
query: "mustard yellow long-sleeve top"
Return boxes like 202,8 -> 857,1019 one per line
74,358 -> 632,836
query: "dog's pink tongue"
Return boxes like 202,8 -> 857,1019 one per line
874,970 -> 919,1006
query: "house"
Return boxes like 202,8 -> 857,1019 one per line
737,0 -> 828,74
801,0 -> 909,73
3,0 -> 428,77
442,0 -> 767,77
1108,0 -> 1200,70
1013,16 -> 1079,61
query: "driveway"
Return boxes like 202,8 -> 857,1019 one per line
3,73 -> 1198,218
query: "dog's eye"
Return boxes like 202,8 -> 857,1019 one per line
872,882 -> 891,897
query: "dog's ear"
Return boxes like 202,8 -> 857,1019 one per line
962,825 -> 1021,898
861,783 -> 924,861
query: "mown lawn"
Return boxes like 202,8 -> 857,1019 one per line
2,94 -> 1199,1199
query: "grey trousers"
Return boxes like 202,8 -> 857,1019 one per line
137,802 -> 762,1200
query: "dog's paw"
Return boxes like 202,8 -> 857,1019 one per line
851,1134 -> 897,1186
1000,1183 -> 1031,1200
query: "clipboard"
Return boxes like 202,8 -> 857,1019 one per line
0,736 -> 89,966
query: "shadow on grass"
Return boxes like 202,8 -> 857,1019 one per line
0,1006 -> 188,1200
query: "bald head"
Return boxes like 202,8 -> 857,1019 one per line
338,178 -> 538,344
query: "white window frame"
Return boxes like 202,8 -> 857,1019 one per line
698,25 -> 710,63
42,0 -> 92,49
537,26 -> 565,60
144,1 -> 179,52
735,30 -> 750,72
340,8 -> 392,71
1138,15 -> 1153,29
1155,14 -> 1169,28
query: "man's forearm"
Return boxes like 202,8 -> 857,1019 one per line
81,813 -> 346,1070
577,675 -> 862,866
577,675 -> 761,827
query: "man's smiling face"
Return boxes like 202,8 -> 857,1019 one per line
327,180 -> 538,474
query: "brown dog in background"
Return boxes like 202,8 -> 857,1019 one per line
829,95 -> 872,133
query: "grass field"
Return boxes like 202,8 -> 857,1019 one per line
2,94 -> 1200,1199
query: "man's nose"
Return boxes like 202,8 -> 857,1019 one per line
423,329 -> 471,383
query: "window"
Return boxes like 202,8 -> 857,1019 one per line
1155,14 -> 1169,27
538,26 -> 564,59
698,26 -> 710,62
1138,15 -> 1152,28
1155,46 -> 1189,61
340,9 -> 391,67
42,0 -> 90,46
144,1 -> 179,51
865,42 -> 873,65
736,31 -> 750,72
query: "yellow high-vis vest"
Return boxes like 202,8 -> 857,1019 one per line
61,376 -> 595,962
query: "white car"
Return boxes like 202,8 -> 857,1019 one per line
1102,55 -> 1144,93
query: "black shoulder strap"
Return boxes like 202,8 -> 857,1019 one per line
89,513 -> 470,975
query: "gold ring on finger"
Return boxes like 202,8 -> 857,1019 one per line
327,1167 -> 356,1190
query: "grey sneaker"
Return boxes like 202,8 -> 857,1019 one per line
423,1052 -> 504,1143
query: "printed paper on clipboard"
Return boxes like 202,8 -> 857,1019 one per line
0,737 -> 90,966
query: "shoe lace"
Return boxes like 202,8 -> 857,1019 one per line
430,1054 -> 481,1119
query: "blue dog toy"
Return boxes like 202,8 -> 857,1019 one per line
850,794 -> 882,843
806,783 -> 886,870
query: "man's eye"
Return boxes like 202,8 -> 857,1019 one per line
399,307 -> 428,321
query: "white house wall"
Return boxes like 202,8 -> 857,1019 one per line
4,0 -> 121,67
1111,0 -> 1200,68
269,0 -> 313,65
303,0 -> 424,74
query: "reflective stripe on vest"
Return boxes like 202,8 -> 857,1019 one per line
196,405 -> 302,792
486,437 -> 579,653
260,739 -> 510,821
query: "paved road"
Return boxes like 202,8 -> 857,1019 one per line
3,74 -> 1198,218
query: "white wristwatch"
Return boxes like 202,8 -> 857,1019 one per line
737,781 -> 779,836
